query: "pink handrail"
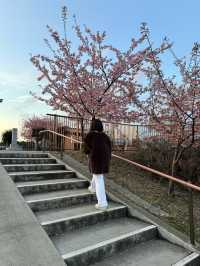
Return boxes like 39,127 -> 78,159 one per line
40,129 -> 200,193
40,129 -> 81,143
111,153 -> 200,192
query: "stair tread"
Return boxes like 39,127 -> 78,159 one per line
0,158 -> 53,160
36,202 -> 125,224
9,170 -> 73,176
0,152 -> 49,158
91,239 -> 189,266
51,217 -> 150,255
24,188 -> 93,202
4,163 -> 63,166
0,151 -> 48,154
16,178 -> 86,187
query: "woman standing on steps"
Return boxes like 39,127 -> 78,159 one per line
83,118 -> 112,211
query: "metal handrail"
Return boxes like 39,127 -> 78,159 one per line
112,154 -> 200,193
40,129 -> 200,192
40,129 -> 197,245
40,129 -> 81,143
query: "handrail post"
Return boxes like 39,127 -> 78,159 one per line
136,125 -> 139,140
60,136 -> 64,160
42,134 -> 45,153
188,187 -> 195,245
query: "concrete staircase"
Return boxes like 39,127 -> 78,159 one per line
1,151 -> 200,266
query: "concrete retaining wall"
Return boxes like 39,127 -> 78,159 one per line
0,162 -> 66,266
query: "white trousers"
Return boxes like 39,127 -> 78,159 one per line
91,174 -> 108,207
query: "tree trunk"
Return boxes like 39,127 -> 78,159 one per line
168,160 -> 176,195
168,147 -> 178,196
80,117 -> 84,142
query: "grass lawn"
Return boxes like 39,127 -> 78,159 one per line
66,150 -> 200,245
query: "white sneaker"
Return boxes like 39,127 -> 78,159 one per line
95,204 -> 108,211
88,186 -> 95,193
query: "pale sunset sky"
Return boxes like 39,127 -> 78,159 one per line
0,0 -> 200,138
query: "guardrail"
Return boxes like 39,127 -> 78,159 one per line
45,113 -> 165,149
38,129 -> 200,245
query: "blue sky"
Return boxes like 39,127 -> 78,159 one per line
0,0 -> 200,137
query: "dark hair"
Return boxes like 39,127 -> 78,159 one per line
90,118 -> 103,132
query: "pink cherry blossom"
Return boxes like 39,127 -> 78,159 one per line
30,6 -> 168,123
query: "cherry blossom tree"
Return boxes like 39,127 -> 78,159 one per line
21,116 -> 50,140
133,25 -> 200,194
30,7 -> 169,133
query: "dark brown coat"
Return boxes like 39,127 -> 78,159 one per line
83,131 -> 112,174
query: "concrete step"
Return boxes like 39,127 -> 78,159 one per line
0,157 -> 56,164
4,163 -> 66,172
91,239 -> 191,266
36,202 -> 127,237
172,252 -> 200,266
4,152 -> 197,266
9,170 -> 75,182
25,189 -> 96,212
0,152 -> 49,158
51,217 -> 156,266
17,178 -> 89,195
